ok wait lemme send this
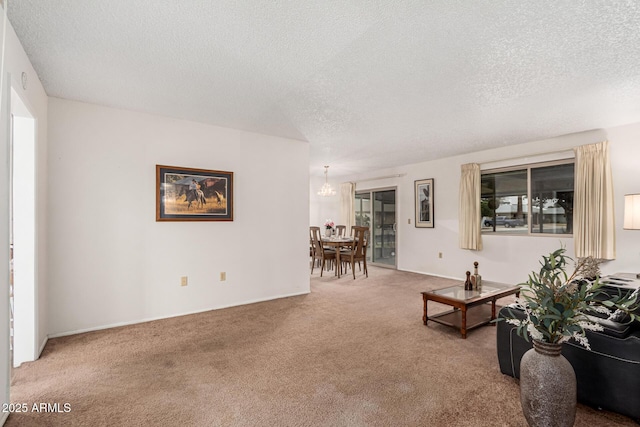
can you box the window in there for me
[481,161,574,235]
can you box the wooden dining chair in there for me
[309,226,321,268]
[339,226,368,279]
[344,226,369,273]
[310,228,319,268]
[310,226,336,276]
[335,225,346,237]
[359,228,370,272]
[349,225,364,237]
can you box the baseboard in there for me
[38,336,48,358]
[401,268,510,287]
[48,290,310,339]
[11,337,49,369]
[400,268,461,281]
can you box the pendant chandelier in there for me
[317,166,336,197]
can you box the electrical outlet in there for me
[181,276,188,286]
[408,218,411,224]
[220,272,226,281]
[438,252,443,259]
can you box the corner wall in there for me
[47,98,310,336]
[1,9,49,423]
[330,126,640,285]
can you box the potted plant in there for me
[501,247,638,427]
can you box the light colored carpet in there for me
[6,266,635,426]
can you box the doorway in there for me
[355,188,397,268]
[10,86,37,369]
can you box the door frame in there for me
[9,85,38,369]
[355,186,398,269]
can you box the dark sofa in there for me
[496,302,640,422]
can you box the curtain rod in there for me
[349,173,406,184]
[479,135,605,166]
[479,148,575,167]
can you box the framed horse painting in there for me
[156,165,234,221]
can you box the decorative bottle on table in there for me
[472,261,482,291]
[464,271,473,290]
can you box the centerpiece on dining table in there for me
[324,219,335,237]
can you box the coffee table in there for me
[421,283,520,338]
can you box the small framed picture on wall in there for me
[415,178,434,228]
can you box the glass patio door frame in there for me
[355,186,397,269]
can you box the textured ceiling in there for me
[9,1,640,177]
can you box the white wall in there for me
[1,10,49,422]
[47,98,310,336]
[325,126,640,285]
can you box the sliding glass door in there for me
[355,188,397,268]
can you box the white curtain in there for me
[459,163,482,250]
[574,141,616,259]
[340,182,355,231]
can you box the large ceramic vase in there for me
[520,340,576,427]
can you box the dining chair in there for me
[339,226,368,279]
[359,228,370,272]
[310,226,336,276]
[335,225,346,237]
[309,226,321,268]
[345,226,369,272]
[309,228,319,269]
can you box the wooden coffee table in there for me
[421,283,520,338]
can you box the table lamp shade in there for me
[624,194,640,230]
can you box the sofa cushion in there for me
[607,309,630,323]
[499,304,636,343]
[586,314,634,339]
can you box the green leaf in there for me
[548,305,561,316]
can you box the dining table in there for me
[321,236,354,278]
